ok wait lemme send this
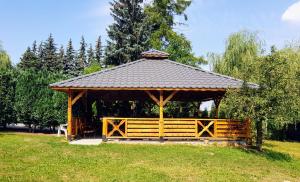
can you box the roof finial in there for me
[141,49,169,59]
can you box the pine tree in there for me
[78,36,87,68]
[43,34,59,72]
[57,45,65,73]
[18,47,39,70]
[95,36,102,65]
[105,0,150,66]
[32,40,37,55]
[37,41,45,70]
[87,44,95,66]
[64,39,78,76]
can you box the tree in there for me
[87,44,95,66]
[211,30,263,82]
[57,45,65,73]
[78,36,87,68]
[105,0,150,66]
[0,45,15,128]
[18,47,39,70]
[63,39,78,77]
[219,43,300,150]
[15,69,67,131]
[95,36,102,65]
[0,44,12,70]
[32,40,37,55]
[43,34,60,72]
[144,0,205,66]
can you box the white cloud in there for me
[282,1,300,24]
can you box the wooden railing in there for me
[102,117,250,140]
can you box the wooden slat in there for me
[164,121,195,124]
[127,133,159,137]
[216,125,243,129]
[127,129,159,133]
[164,129,195,132]
[127,125,159,129]
[127,121,159,124]
[164,125,195,129]
[164,133,195,137]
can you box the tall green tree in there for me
[95,36,102,65]
[15,69,67,131]
[105,0,150,66]
[0,45,15,128]
[211,30,263,82]
[57,45,65,73]
[43,34,59,72]
[18,47,39,70]
[63,39,79,77]
[78,36,87,68]
[145,0,205,66]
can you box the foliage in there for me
[78,36,87,68]
[95,36,102,65]
[0,45,15,127]
[105,0,150,66]
[84,62,102,74]
[144,0,206,66]
[210,30,263,82]
[219,41,300,150]
[14,69,67,130]
[0,46,12,70]
[63,39,79,77]
[0,69,15,127]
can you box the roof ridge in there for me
[161,59,258,86]
[49,59,147,87]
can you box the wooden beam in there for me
[162,90,178,106]
[71,90,86,105]
[159,90,164,140]
[67,90,73,139]
[145,90,160,105]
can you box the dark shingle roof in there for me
[50,58,258,89]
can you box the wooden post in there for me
[159,90,164,142]
[102,118,107,142]
[67,90,73,140]
[214,97,221,118]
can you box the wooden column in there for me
[67,90,73,140]
[102,118,107,141]
[145,90,177,141]
[159,90,164,141]
[214,97,221,119]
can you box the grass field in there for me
[0,132,299,182]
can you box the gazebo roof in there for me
[50,50,258,90]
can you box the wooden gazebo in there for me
[50,50,255,142]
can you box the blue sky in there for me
[1,0,300,65]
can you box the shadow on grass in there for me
[241,147,293,162]
[263,143,276,148]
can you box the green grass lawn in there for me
[0,132,299,182]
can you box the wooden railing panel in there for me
[102,117,251,140]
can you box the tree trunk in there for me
[256,119,263,151]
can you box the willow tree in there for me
[213,31,300,150]
[0,44,15,128]
[211,30,263,82]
